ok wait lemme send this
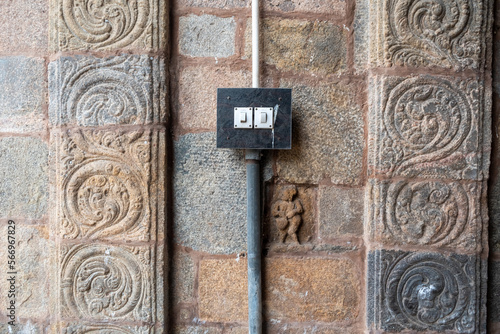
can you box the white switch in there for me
[234,107,253,128]
[254,107,273,129]
[240,112,247,122]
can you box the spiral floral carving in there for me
[384,253,474,331]
[61,245,147,320]
[386,0,479,68]
[61,0,150,49]
[386,181,468,246]
[63,160,144,238]
[381,77,471,176]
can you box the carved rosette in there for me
[60,244,153,322]
[371,75,481,180]
[50,56,164,127]
[377,251,477,332]
[384,0,483,69]
[58,130,154,241]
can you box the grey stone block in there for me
[174,132,246,254]
[179,15,236,58]
[0,137,48,219]
[489,261,500,323]
[0,57,45,133]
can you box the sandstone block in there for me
[51,0,165,51]
[49,55,166,126]
[173,326,223,334]
[61,323,152,334]
[369,75,484,180]
[171,252,195,304]
[174,132,247,254]
[0,57,45,133]
[0,137,48,219]
[245,19,346,75]
[198,257,360,323]
[178,66,251,130]
[277,79,364,184]
[319,186,364,240]
[179,15,236,58]
[263,0,345,16]
[178,0,249,8]
[353,0,369,72]
[54,129,163,242]
[368,250,480,332]
[0,0,48,53]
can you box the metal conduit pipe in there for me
[246,1,262,333]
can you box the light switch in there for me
[254,107,273,129]
[234,107,253,128]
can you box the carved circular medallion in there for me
[61,0,151,49]
[386,181,468,246]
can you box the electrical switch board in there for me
[217,88,292,149]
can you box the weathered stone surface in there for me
[245,19,346,75]
[353,0,369,72]
[0,321,44,334]
[177,66,251,130]
[51,0,165,51]
[0,223,51,320]
[490,169,500,252]
[171,251,195,304]
[178,0,249,8]
[49,55,165,126]
[174,132,247,254]
[277,79,364,184]
[0,57,45,133]
[55,129,162,242]
[368,250,478,332]
[61,323,152,334]
[373,0,486,69]
[319,186,364,240]
[179,15,236,58]
[489,261,500,323]
[173,326,223,334]
[264,325,363,334]
[59,243,155,323]
[369,75,483,180]
[265,185,316,245]
[199,257,360,323]
[263,0,346,16]
[0,137,48,219]
[0,0,48,53]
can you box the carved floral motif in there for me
[63,324,150,334]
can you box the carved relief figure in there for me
[272,186,303,243]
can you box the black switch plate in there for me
[216,88,292,149]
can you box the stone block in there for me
[0,57,45,133]
[353,0,369,72]
[277,79,364,184]
[174,132,247,254]
[265,185,316,245]
[490,171,500,252]
[50,0,165,51]
[49,55,166,126]
[61,323,152,334]
[368,250,480,332]
[264,325,363,334]
[0,137,48,219]
[263,0,345,16]
[59,243,155,323]
[198,257,360,323]
[245,19,346,75]
[171,251,195,304]
[0,222,51,320]
[54,129,163,242]
[368,75,484,180]
[0,321,44,334]
[367,180,481,250]
[372,0,486,69]
[178,0,250,8]
[0,0,48,53]
[173,326,222,334]
[489,261,500,323]
[319,186,364,240]
[177,65,251,130]
[179,15,236,58]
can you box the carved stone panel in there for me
[49,55,165,126]
[367,180,481,250]
[55,129,161,242]
[369,75,484,180]
[376,0,486,69]
[368,250,479,332]
[51,0,165,51]
[59,244,154,323]
[62,323,151,334]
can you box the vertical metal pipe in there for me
[246,149,261,334]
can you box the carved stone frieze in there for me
[60,244,154,323]
[49,55,165,126]
[379,0,485,69]
[55,129,160,241]
[51,0,164,51]
[62,324,151,334]
[368,250,478,332]
[367,179,480,250]
[369,75,484,180]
